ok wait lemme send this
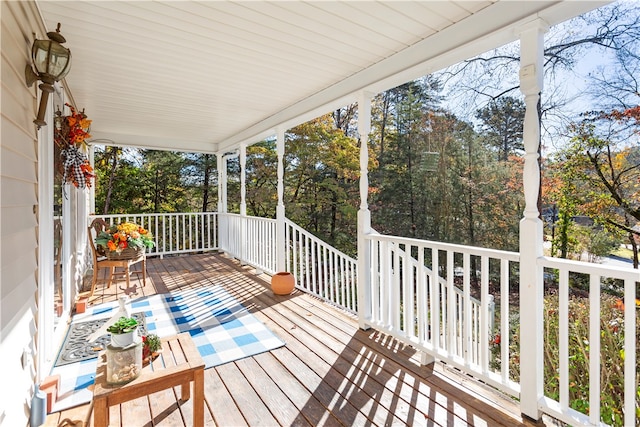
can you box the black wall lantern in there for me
[25,23,72,128]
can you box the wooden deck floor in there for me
[45,253,539,427]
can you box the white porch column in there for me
[518,19,547,421]
[37,121,55,381]
[239,144,247,264]
[357,92,373,330]
[240,144,247,216]
[88,144,95,214]
[216,152,227,252]
[76,185,89,281]
[276,127,286,273]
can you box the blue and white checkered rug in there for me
[50,285,285,412]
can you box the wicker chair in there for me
[87,218,146,297]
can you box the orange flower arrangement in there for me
[95,222,155,254]
[55,103,95,188]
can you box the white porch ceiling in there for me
[37,1,606,154]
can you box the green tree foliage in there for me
[369,79,524,250]
[284,114,360,254]
[475,96,525,162]
[94,147,199,214]
[574,225,620,263]
[224,155,241,213]
[141,150,192,212]
[542,160,580,258]
[371,83,431,237]
[370,79,445,238]
[94,147,146,214]
[469,156,523,251]
[93,89,526,255]
[554,105,640,267]
[245,140,278,218]
[184,153,217,212]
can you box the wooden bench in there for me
[93,333,205,427]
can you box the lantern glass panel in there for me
[32,40,71,80]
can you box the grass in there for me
[610,246,634,260]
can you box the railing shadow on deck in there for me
[142,254,523,426]
[144,254,524,426]
[86,253,537,427]
[283,326,530,427]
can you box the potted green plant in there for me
[107,316,139,348]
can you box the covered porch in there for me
[45,252,537,427]
[3,1,636,427]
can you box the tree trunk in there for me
[379,92,391,159]
[629,232,639,269]
[103,146,119,214]
[407,134,416,237]
[202,154,212,212]
[154,170,160,213]
[467,139,475,246]
[329,172,339,242]
[558,211,570,259]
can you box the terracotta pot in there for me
[271,272,295,295]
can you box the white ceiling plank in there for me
[125,1,365,74]
[235,4,377,63]
[35,0,607,154]
[309,2,420,45]
[193,2,375,65]
[273,1,400,52]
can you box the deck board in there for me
[236,357,313,427]
[252,351,343,427]
[44,252,539,427]
[217,361,280,426]
[148,341,191,427]
[203,367,244,427]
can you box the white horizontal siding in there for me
[0,2,43,426]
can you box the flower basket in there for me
[95,221,155,258]
[105,246,145,261]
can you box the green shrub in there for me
[491,293,639,426]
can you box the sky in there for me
[434,0,637,157]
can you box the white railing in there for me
[92,213,218,257]
[285,219,358,314]
[385,236,495,349]
[537,257,639,427]
[365,233,521,397]
[219,213,277,274]
[91,211,639,426]
[365,231,639,426]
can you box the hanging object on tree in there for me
[421,151,440,172]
